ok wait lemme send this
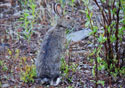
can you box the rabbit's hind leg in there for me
[50,75,62,86]
[40,77,50,85]
[39,75,51,85]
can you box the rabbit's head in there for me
[52,3,74,29]
[57,15,74,28]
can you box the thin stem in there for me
[115,0,121,68]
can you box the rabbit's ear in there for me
[53,3,63,17]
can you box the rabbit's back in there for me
[36,26,65,79]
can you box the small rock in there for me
[2,84,9,88]
[66,28,92,42]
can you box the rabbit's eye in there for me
[66,16,70,20]
[67,17,70,19]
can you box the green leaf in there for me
[3,65,8,71]
[0,60,3,66]
[97,80,105,86]
[98,34,107,43]
[89,48,96,56]
[97,57,101,63]
[24,13,29,17]
[90,12,93,18]
[92,65,96,76]
[110,34,116,43]
[108,26,111,33]
[85,21,90,27]
[98,64,105,71]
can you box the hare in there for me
[35,3,74,86]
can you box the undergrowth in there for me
[82,0,125,87]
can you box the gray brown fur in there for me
[36,17,73,85]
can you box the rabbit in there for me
[35,3,74,86]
